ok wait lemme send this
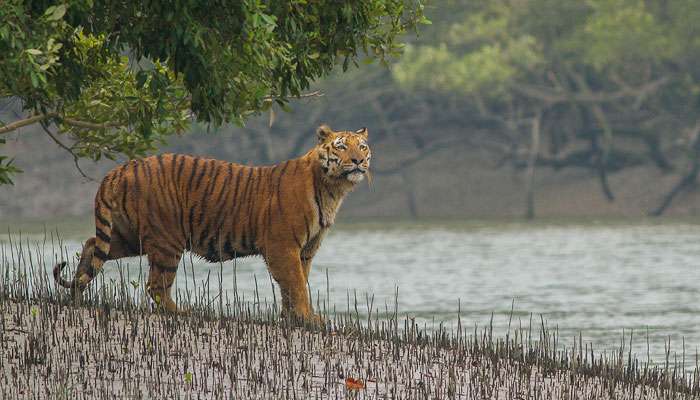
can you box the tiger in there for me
[53,124,371,322]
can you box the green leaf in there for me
[136,71,148,89]
[47,4,67,21]
[26,49,43,55]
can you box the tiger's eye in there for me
[333,139,347,150]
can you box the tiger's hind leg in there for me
[146,249,183,313]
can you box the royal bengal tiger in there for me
[53,124,371,322]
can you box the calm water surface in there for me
[3,219,700,365]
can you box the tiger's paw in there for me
[282,310,326,329]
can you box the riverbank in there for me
[1,294,698,399]
[1,227,699,399]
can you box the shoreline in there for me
[0,229,698,399]
[1,296,698,399]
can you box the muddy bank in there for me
[1,298,697,399]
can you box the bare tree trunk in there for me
[401,170,418,218]
[590,107,616,202]
[525,112,541,219]
[571,70,616,201]
[650,124,700,216]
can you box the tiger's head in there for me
[316,124,371,183]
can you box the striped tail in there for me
[83,203,113,286]
[53,200,113,292]
[53,262,75,289]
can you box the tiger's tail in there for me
[53,261,75,289]
[53,185,114,292]
[84,201,113,286]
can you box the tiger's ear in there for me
[317,124,333,143]
[355,127,368,139]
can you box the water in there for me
[3,219,700,367]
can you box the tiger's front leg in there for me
[264,247,319,323]
[301,233,324,281]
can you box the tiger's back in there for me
[101,154,297,262]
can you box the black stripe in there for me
[94,247,108,261]
[203,186,233,250]
[266,193,274,231]
[154,263,178,273]
[312,167,326,227]
[235,167,255,229]
[211,164,234,209]
[133,161,140,194]
[314,191,324,227]
[143,158,152,184]
[95,211,110,228]
[187,157,201,191]
[245,169,261,249]
[121,177,129,218]
[276,161,289,217]
[240,231,247,252]
[146,159,167,218]
[228,167,247,249]
[292,230,302,248]
[197,225,211,251]
[241,167,255,204]
[175,154,186,183]
[86,265,96,278]
[304,214,311,242]
[115,163,127,182]
[229,167,245,216]
[188,205,196,243]
[157,155,174,210]
[196,163,224,244]
[125,238,139,255]
[193,159,211,190]
[157,154,166,180]
[99,186,112,210]
[161,162,180,225]
[205,238,219,262]
[223,239,234,258]
[96,228,111,244]
[278,160,290,179]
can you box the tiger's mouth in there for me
[341,167,367,182]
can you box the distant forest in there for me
[4,0,700,219]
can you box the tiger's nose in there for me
[351,158,364,165]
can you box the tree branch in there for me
[650,122,700,216]
[372,138,470,176]
[511,77,668,105]
[0,114,50,134]
[60,117,123,130]
[264,90,324,102]
[40,122,95,182]
[1,112,124,135]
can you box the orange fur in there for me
[54,125,371,322]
